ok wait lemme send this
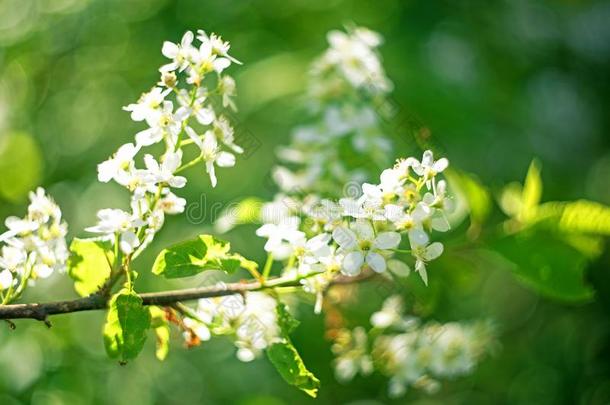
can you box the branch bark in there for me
[0,272,374,322]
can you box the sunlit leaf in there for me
[103,289,151,363]
[521,159,542,220]
[67,238,114,297]
[267,341,320,398]
[152,234,258,278]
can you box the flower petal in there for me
[342,251,364,276]
[332,227,358,250]
[374,232,401,250]
[365,252,386,273]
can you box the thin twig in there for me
[0,271,374,322]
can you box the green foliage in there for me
[67,238,114,297]
[492,232,594,303]
[267,342,320,398]
[150,306,170,361]
[0,132,43,203]
[499,159,542,223]
[267,300,318,397]
[446,169,491,228]
[276,301,300,335]
[103,289,151,363]
[537,200,610,236]
[152,234,258,278]
[521,159,542,221]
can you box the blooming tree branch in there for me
[0,271,375,322]
[0,26,499,399]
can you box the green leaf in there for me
[267,341,320,398]
[152,234,257,278]
[103,289,151,363]
[276,301,300,336]
[0,132,43,203]
[67,238,114,297]
[521,159,542,220]
[536,200,610,236]
[150,306,170,361]
[492,232,594,303]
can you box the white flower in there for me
[196,30,242,64]
[292,233,331,264]
[177,88,215,126]
[411,241,444,285]
[157,192,186,215]
[186,127,235,187]
[218,75,237,110]
[97,143,140,183]
[384,204,430,245]
[28,187,62,223]
[123,87,170,122]
[160,31,196,73]
[332,327,374,382]
[0,245,27,275]
[143,151,187,188]
[213,116,243,153]
[412,150,449,189]
[135,101,188,146]
[0,217,38,242]
[0,269,13,290]
[332,221,400,275]
[85,209,145,254]
[256,217,304,260]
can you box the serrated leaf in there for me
[103,289,151,362]
[267,341,320,398]
[67,238,114,297]
[152,234,257,278]
[492,232,594,303]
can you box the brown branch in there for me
[0,271,375,322]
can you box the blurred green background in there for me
[1,0,609,404]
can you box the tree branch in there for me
[0,272,374,322]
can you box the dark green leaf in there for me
[276,301,300,335]
[492,232,594,303]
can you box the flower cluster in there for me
[271,26,394,197]
[89,29,243,255]
[0,188,68,304]
[256,149,450,298]
[310,25,392,99]
[332,295,495,397]
[183,290,280,362]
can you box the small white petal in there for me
[342,251,364,276]
[374,232,401,250]
[332,227,358,250]
[408,229,429,248]
[424,242,444,261]
[415,260,428,285]
[365,252,386,273]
